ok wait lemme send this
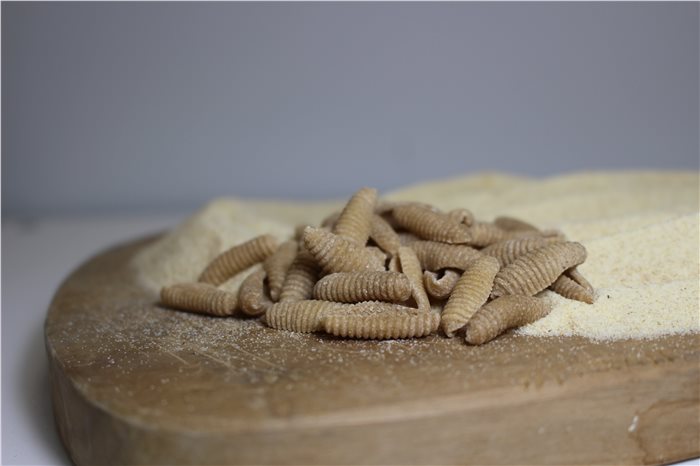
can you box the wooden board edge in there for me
[48,337,700,465]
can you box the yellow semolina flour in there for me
[131,171,699,341]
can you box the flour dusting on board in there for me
[131,171,699,341]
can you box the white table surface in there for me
[2,213,183,465]
[2,214,698,465]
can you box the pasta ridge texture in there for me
[423,269,461,300]
[397,246,431,311]
[491,242,587,298]
[333,187,378,244]
[567,267,594,292]
[411,241,482,271]
[466,222,561,248]
[313,271,412,303]
[265,300,338,333]
[441,256,500,337]
[393,204,471,244]
[465,296,552,345]
[199,234,278,286]
[161,282,238,317]
[447,208,475,227]
[550,274,595,304]
[369,214,402,255]
[303,227,385,274]
[279,248,320,302]
[263,240,298,302]
[481,237,563,267]
[238,269,273,316]
[322,301,440,339]
[465,222,509,247]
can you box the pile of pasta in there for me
[160,188,594,345]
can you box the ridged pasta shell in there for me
[491,242,588,298]
[441,256,500,337]
[313,271,412,303]
[238,269,273,316]
[393,204,471,244]
[465,296,552,345]
[333,187,378,244]
[322,301,440,339]
[303,227,385,274]
[263,240,298,302]
[161,282,238,317]
[199,234,278,286]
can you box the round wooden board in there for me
[46,235,700,465]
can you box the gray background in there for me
[3,2,699,217]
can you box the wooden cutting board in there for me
[45,235,700,465]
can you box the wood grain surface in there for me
[45,235,700,465]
